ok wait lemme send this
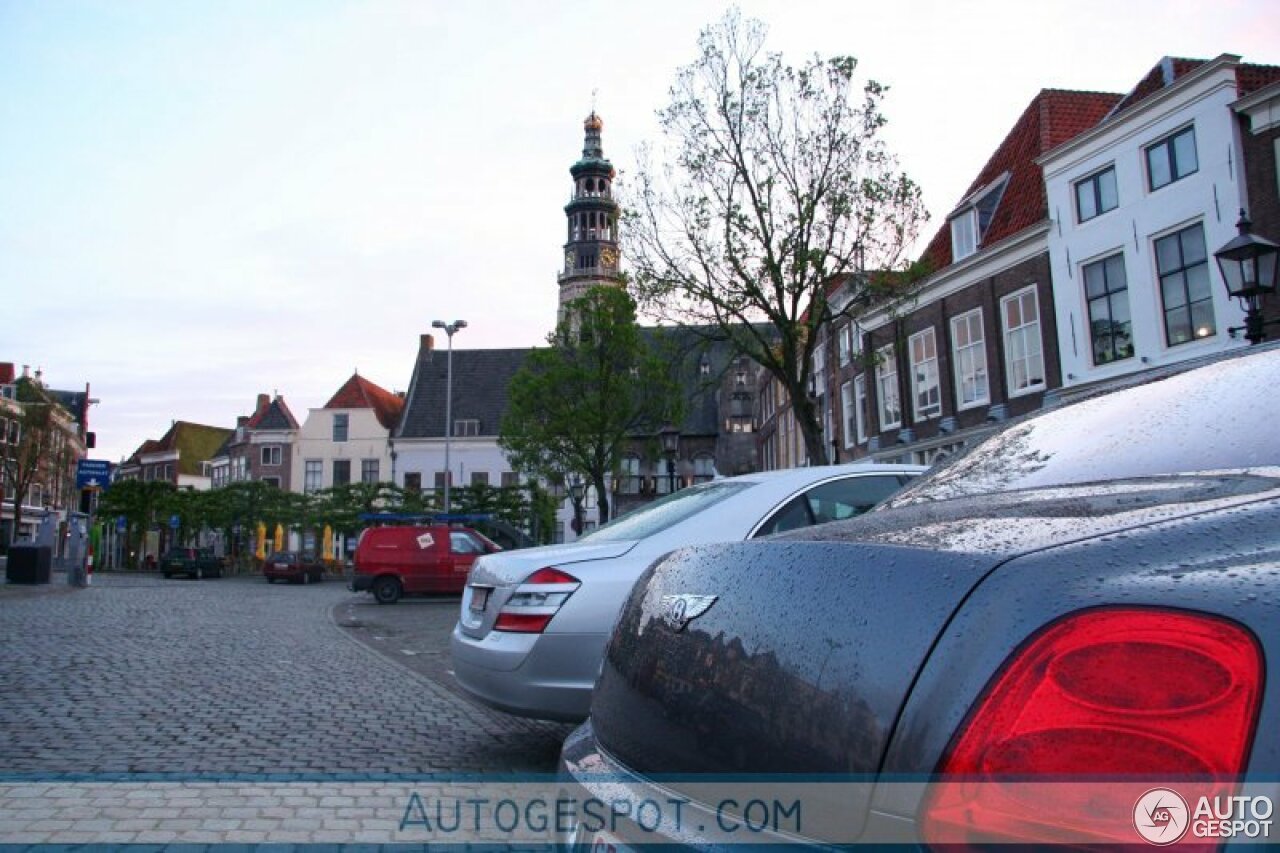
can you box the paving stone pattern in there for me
[0,574,572,777]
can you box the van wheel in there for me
[373,577,401,605]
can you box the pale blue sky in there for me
[2,0,1276,463]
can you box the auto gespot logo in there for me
[1134,788,1274,845]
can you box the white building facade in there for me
[1041,55,1258,388]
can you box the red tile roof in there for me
[246,395,300,430]
[1107,57,1280,118]
[324,373,404,431]
[921,89,1122,271]
[1107,58,1207,118]
[0,363,14,385]
[1237,62,1280,97]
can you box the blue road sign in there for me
[169,515,181,530]
[116,517,127,533]
[76,459,113,491]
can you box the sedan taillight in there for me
[921,607,1263,846]
[493,567,580,633]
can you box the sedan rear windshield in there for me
[579,482,754,543]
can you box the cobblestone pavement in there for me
[333,592,473,704]
[0,572,573,777]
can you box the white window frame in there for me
[1152,221,1216,347]
[1074,164,1119,223]
[260,445,282,467]
[854,374,868,444]
[1001,286,1046,397]
[875,345,901,431]
[950,209,978,261]
[453,419,480,437]
[812,341,826,380]
[304,460,322,493]
[332,413,349,442]
[909,328,942,421]
[1145,124,1198,192]
[840,381,855,449]
[950,309,990,410]
[837,325,852,366]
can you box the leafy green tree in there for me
[500,286,682,524]
[625,10,928,463]
[311,481,401,536]
[96,479,177,567]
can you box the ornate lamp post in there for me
[568,476,586,535]
[658,424,680,495]
[431,319,468,512]
[1214,210,1279,345]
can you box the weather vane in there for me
[591,88,598,113]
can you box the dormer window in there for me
[948,173,1010,262]
[950,210,978,261]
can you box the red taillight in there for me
[493,567,580,634]
[921,608,1263,846]
[493,612,556,633]
[524,567,579,585]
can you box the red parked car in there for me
[350,524,500,604]
[262,551,324,584]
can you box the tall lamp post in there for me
[658,424,680,495]
[431,319,468,513]
[568,476,586,536]
[1214,210,1279,345]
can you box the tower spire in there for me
[557,109,623,320]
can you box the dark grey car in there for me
[560,344,1280,849]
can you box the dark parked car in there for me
[161,547,222,579]
[560,345,1280,849]
[263,551,323,584]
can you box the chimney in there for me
[421,333,435,351]
[257,393,269,412]
[237,416,250,427]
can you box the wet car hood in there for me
[777,470,1280,553]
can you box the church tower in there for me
[558,111,623,318]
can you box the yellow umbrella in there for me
[255,522,267,560]
[273,523,284,553]
[322,525,334,564]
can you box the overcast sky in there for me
[2,0,1276,464]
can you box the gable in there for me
[921,89,1122,272]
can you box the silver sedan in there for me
[450,462,924,722]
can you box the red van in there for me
[350,524,500,604]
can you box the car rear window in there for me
[579,481,754,543]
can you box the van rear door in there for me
[443,529,486,592]
[395,527,440,594]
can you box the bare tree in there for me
[625,10,928,463]
[1,380,73,543]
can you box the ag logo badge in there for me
[1134,788,1190,845]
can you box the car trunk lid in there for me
[589,474,1280,841]
[459,539,638,637]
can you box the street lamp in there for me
[431,319,468,512]
[658,424,680,495]
[567,476,586,535]
[1214,210,1279,345]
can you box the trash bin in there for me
[6,545,53,584]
